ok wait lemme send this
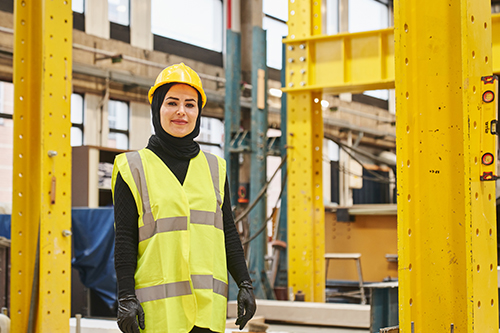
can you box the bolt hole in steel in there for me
[474,121,477,128]
[406,92,409,99]
[474,156,478,164]
[486,56,489,63]
[471,15,475,23]
[492,299,495,306]
[405,58,408,65]
[472,51,475,59]
[478,301,481,308]
[406,125,410,133]
[408,228,412,236]
[409,298,413,306]
[490,228,493,236]
[477,264,480,272]
[491,264,494,271]
[409,264,412,271]
[476,228,480,236]
[485,22,488,29]
[404,23,408,32]
[408,194,411,202]
[475,192,479,200]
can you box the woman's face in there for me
[160,84,199,138]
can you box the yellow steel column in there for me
[286,0,325,302]
[395,0,498,331]
[12,0,73,332]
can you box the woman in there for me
[112,63,256,333]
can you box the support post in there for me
[285,0,325,302]
[274,40,288,289]
[248,26,273,299]
[395,0,499,331]
[225,27,242,301]
[11,0,73,331]
[224,29,242,211]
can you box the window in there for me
[263,0,288,70]
[348,0,389,33]
[71,93,84,147]
[109,0,130,26]
[151,0,223,52]
[326,0,339,35]
[72,0,84,13]
[0,81,13,205]
[108,100,129,150]
[197,117,224,157]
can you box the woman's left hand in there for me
[235,280,256,330]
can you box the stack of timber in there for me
[227,300,370,328]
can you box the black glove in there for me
[235,280,256,330]
[117,295,145,333]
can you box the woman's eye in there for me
[167,101,177,106]
[186,103,196,108]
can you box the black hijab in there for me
[147,83,203,161]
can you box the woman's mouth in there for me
[172,119,188,125]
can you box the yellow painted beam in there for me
[12,0,73,332]
[286,0,325,302]
[284,13,500,94]
[395,0,498,331]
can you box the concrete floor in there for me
[230,323,369,333]
[69,318,369,333]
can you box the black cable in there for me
[242,166,288,245]
[234,153,288,224]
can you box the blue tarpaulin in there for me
[0,208,117,310]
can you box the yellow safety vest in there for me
[111,149,228,333]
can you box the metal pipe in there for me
[76,314,82,333]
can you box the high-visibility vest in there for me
[112,149,228,333]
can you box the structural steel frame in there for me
[11,0,73,331]
[285,0,326,302]
[284,12,500,96]
[285,2,499,330]
[395,0,498,331]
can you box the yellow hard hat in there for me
[148,63,207,107]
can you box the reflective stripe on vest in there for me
[136,275,228,303]
[136,281,192,303]
[126,151,223,242]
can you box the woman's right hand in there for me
[117,295,145,333]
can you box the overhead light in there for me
[269,88,282,98]
[321,100,329,108]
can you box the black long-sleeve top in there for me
[114,145,250,298]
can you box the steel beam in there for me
[224,29,242,214]
[248,26,274,299]
[395,0,498,331]
[282,13,500,95]
[286,0,325,302]
[11,0,73,332]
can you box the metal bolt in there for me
[300,44,306,49]
[288,45,294,51]
[301,82,306,86]
[288,58,294,63]
[299,57,306,62]
[62,229,72,237]
[300,69,306,74]
[289,82,294,87]
[48,150,57,157]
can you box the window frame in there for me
[108,99,130,150]
[71,93,85,147]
